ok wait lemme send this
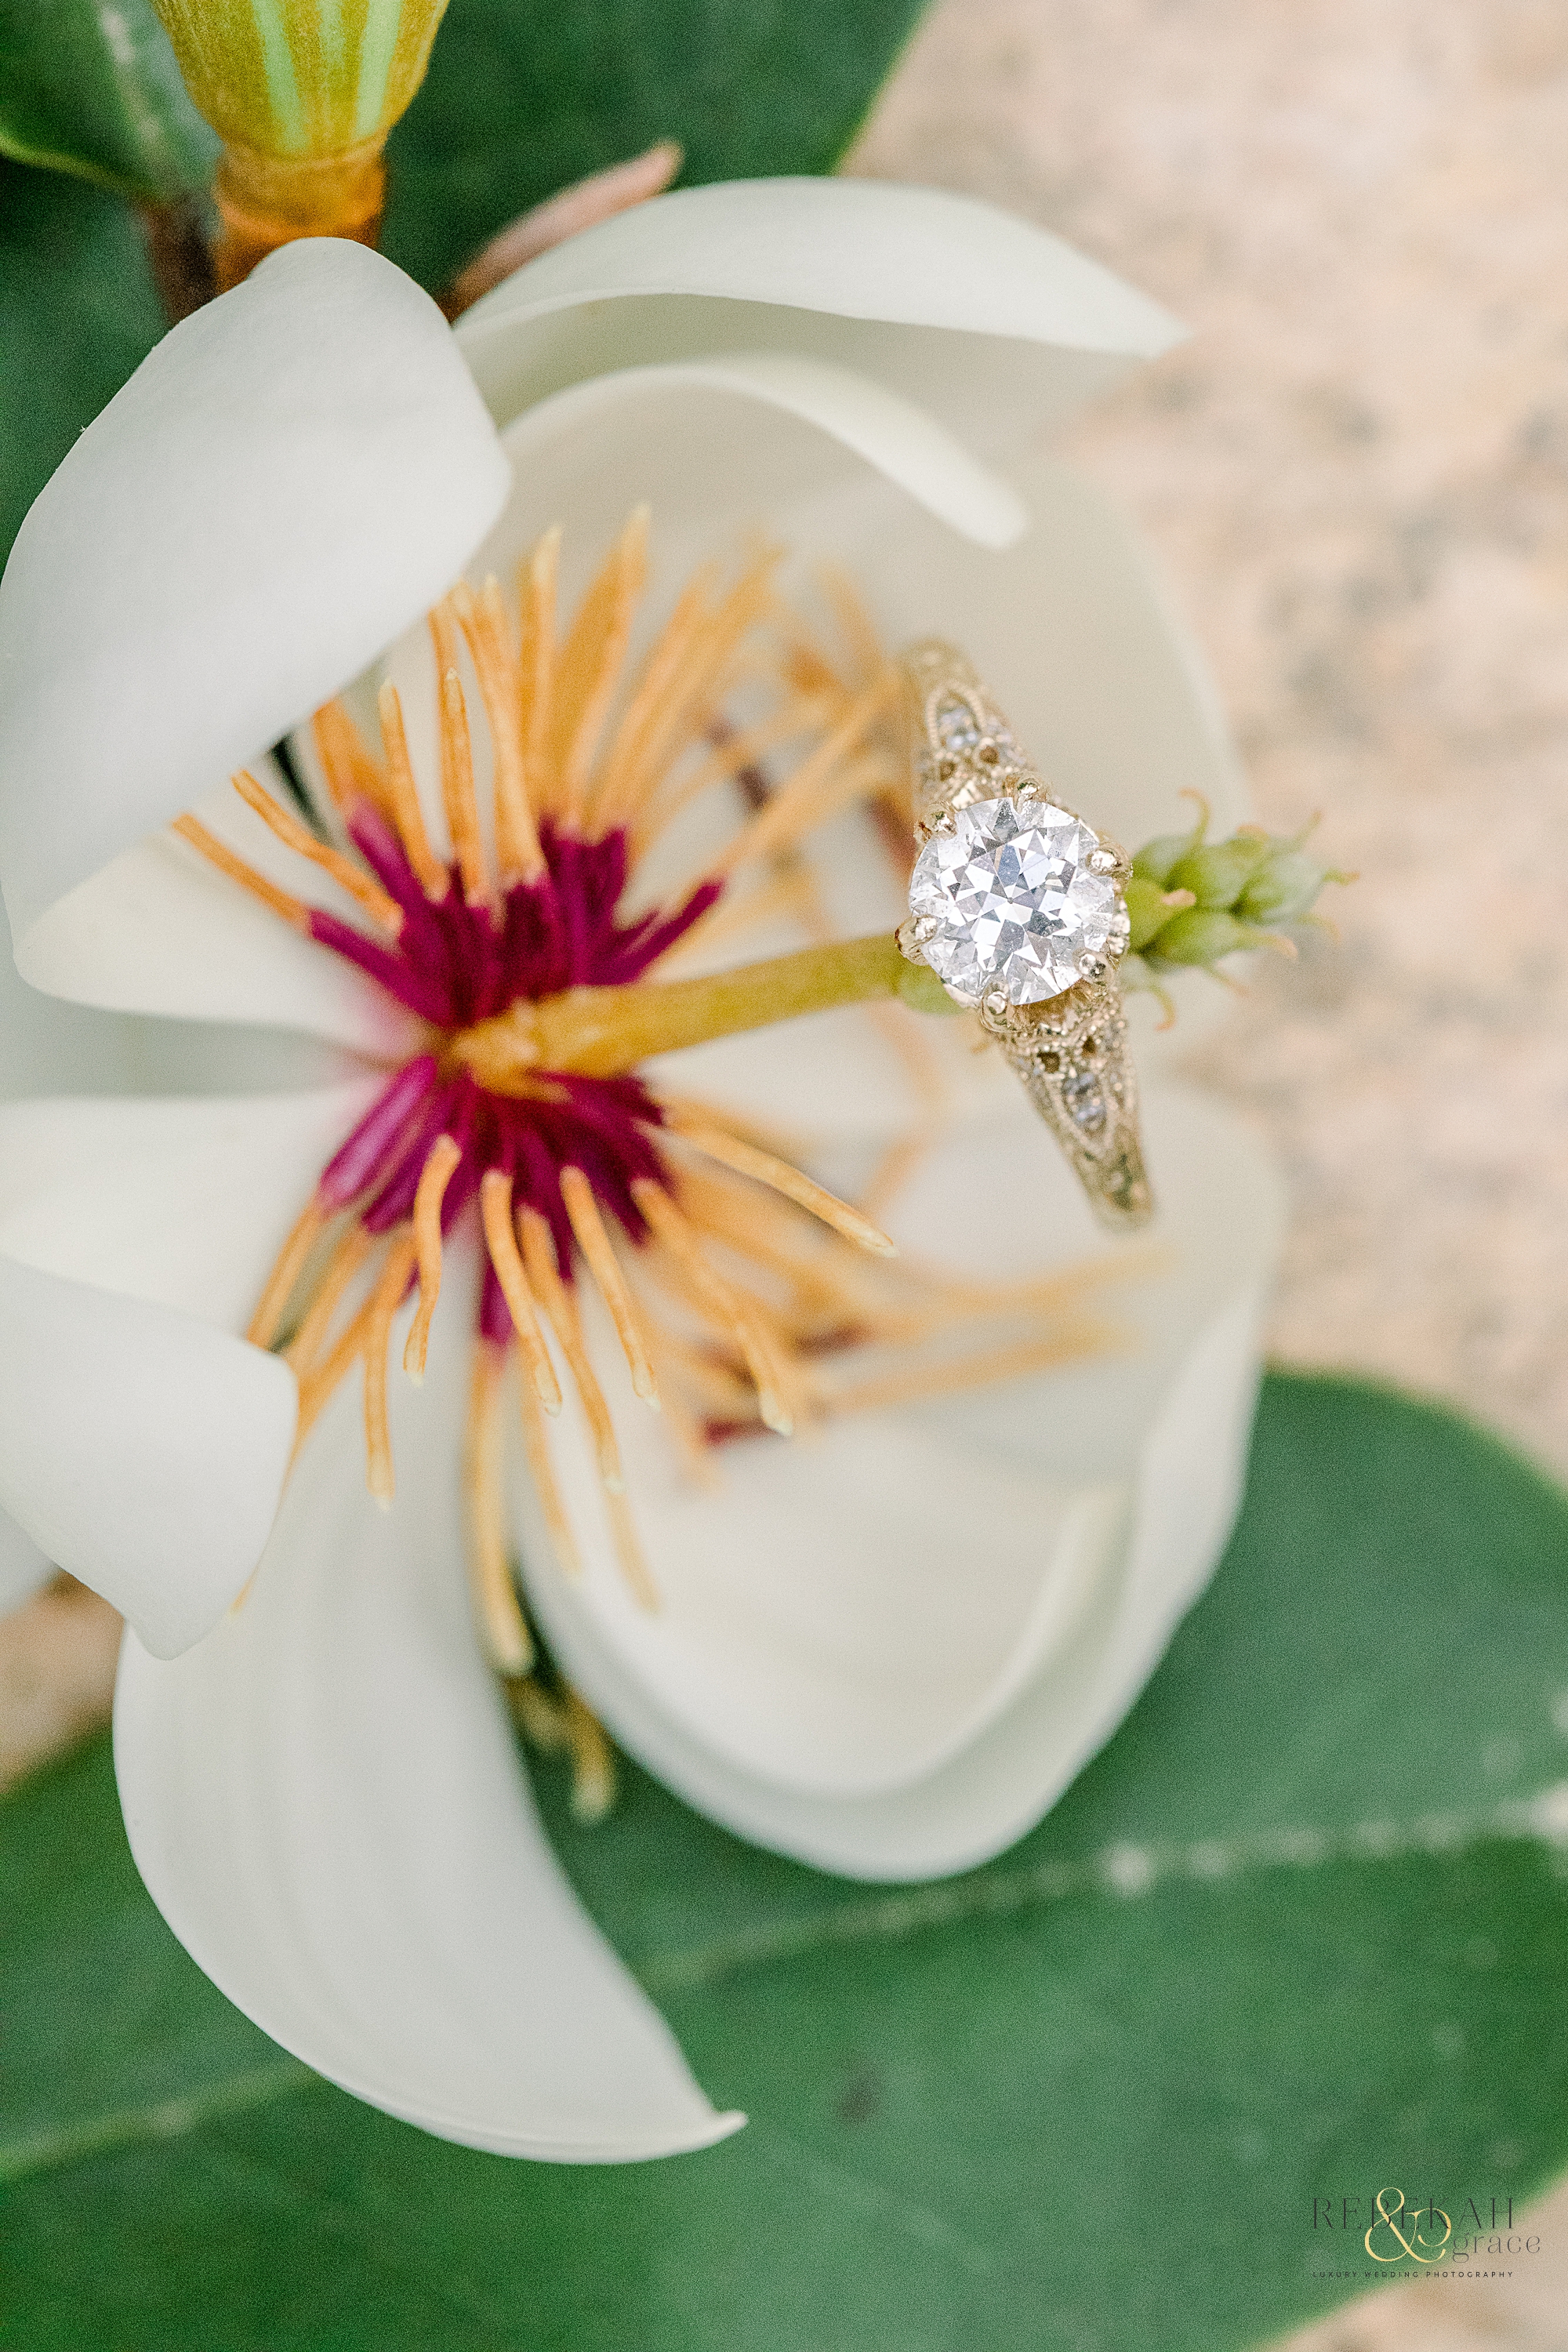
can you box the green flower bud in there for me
[1164,830,1271,908]
[1131,826,1201,887]
[151,0,449,159]
[1124,874,1190,953]
[1236,845,1353,924]
[1145,906,1264,967]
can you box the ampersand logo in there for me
[1365,2187,1452,2264]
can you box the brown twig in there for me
[442,140,683,318]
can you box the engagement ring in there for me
[897,641,1153,1231]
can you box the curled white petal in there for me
[459,177,1182,456]
[114,1290,742,2161]
[0,1258,295,1657]
[518,1088,1283,1878]
[499,354,1025,548]
[0,239,510,953]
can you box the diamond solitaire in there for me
[909,793,1124,1006]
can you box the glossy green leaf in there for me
[0,161,166,564]
[0,0,214,198]
[381,0,934,293]
[5,1372,1568,2349]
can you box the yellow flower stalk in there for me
[150,0,450,283]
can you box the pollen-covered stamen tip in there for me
[517,1206,628,1491]
[478,1171,563,1414]
[632,1178,796,1437]
[663,1105,896,1259]
[364,1232,418,1508]
[559,1163,659,1407]
[403,1134,463,1384]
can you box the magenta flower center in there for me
[311,806,720,1340]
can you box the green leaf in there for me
[383,0,935,292]
[0,159,166,562]
[6,1372,1568,2349]
[0,0,215,198]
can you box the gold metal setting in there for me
[898,640,1154,1232]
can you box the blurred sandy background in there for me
[5,1,1568,2342]
[855,3,1568,2343]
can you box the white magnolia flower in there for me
[0,182,1282,2159]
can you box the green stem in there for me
[453,933,941,1091]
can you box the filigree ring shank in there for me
[897,640,1153,1231]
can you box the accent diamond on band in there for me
[897,641,1153,1232]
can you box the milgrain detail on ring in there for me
[897,640,1152,1231]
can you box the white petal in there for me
[0,1257,295,1657]
[518,1087,1283,1878]
[0,895,149,1102]
[16,782,416,1052]
[0,1082,377,1330]
[499,354,1025,549]
[0,240,510,955]
[459,178,1181,458]
[0,1510,53,1614]
[114,1281,742,2161]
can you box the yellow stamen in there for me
[477,1171,564,1414]
[363,1232,418,1506]
[465,1344,535,1675]
[817,564,887,688]
[376,680,450,902]
[603,550,779,834]
[230,769,404,936]
[247,1196,326,1350]
[510,1675,569,1751]
[604,1485,659,1611]
[700,676,897,882]
[820,1326,1115,1417]
[563,1686,616,1823]
[559,1164,659,1405]
[294,1288,377,1448]
[517,1207,629,1492]
[171,814,308,929]
[454,575,546,885]
[640,1319,722,1490]
[515,1346,582,1577]
[662,1105,895,1258]
[631,1179,795,1436]
[590,564,720,836]
[284,1222,374,1373]
[552,506,649,829]
[630,691,830,859]
[430,603,491,906]
[517,525,561,811]
[311,700,389,820]
[402,1135,463,1383]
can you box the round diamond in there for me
[909,793,1121,1005]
